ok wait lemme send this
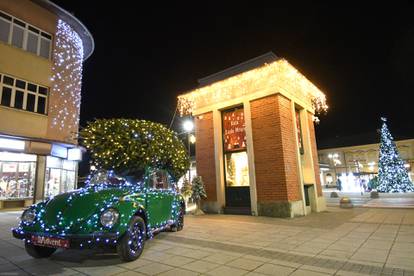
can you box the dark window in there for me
[37,97,46,114]
[1,87,12,106]
[26,93,35,112]
[0,11,12,21]
[28,26,39,33]
[15,79,25,89]
[0,18,10,43]
[41,32,51,40]
[14,90,24,109]
[38,86,47,95]
[11,25,24,48]
[3,75,14,85]
[13,19,25,27]
[39,38,50,59]
[27,83,37,92]
[27,32,38,54]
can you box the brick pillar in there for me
[195,112,217,202]
[251,94,301,217]
[308,112,323,196]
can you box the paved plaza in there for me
[1,207,414,275]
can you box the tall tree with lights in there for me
[376,118,414,193]
[80,119,189,181]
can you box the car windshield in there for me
[87,169,146,187]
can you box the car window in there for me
[149,170,169,190]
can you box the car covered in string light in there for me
[12,168,185,262]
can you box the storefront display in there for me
[0,152,36,199]
[44,156,76,198]
[225,151,249,187]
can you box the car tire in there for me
[171,204,184,232]
[117,216,146,262]
[25,242,56,258]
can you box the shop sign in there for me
[0,138,25,151]
[223,108,246,152]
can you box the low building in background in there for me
[178,52,328,218]
[318,133,414,192]
[0,0,94,209]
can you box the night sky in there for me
[53,1,414,143]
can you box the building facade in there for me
[0,0,94,209]
[177,52,327,217]
[318,139,414,192]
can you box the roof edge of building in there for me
[197,51,279,87]
[31,0,94,61]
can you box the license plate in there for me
[31,235,70,249]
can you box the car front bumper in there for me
[12,228,120,249]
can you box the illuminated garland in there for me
[177,59,328,118]
[50,19,84,139]
[80,119,190,180]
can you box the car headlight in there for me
[21,209,36,224]
[100,208,119,227]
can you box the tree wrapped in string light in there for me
[80,119,189,181]
[377,118,414,193]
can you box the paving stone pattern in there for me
[1,207,414,275]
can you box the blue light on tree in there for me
[377,117,414,193]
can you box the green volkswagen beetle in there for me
[12,168,185,261]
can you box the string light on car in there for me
[12,175,183,248]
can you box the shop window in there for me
[224,151,249,187]
[222,107,249,187]
[295,109,304,155]
[0,152,36,199]
[44,157,77,198]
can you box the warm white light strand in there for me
[177,59,328,118]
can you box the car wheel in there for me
[25,242,56,258]
[117,216,146,262]
[171,204,184,232]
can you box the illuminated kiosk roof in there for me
[178,52,328,117]
[198,52,279,87]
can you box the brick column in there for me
[251,94,301,217]
[195,112,217,202]
[308,112,323,196]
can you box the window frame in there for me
[0,10,52,60]
[0,72,49,115]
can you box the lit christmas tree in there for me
[376,117,414,193]
[191,176,207,214]
[80,119,189,181]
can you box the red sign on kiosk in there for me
[223,108,246,151]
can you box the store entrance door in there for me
[222,106,251,214]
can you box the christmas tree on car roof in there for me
[376,117,414,193]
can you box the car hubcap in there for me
[128,222,143,254]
